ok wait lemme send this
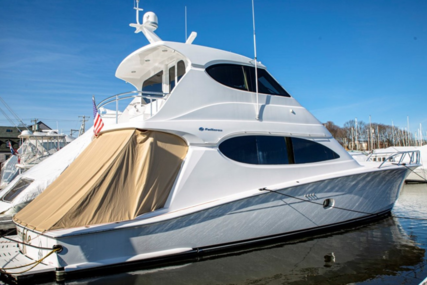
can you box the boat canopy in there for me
[13,129,188,232]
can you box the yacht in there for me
[0,130,73,190]
[0,5,420,282]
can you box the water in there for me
[48,183,427,284]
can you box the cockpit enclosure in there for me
[13,129,188,232]
[115,45,189,121]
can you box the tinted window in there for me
[246,68,288,96]
[219,136,258,164]
[256,136,289,164]
[206,64,248,91]
[291,138,340,164]
[177,60,185,82]
[169,66,176,92]
[142,71,163,93]
[206,64,290,97]
[3,179,33,202]
[219,136,339,165]
[219,136,289,165]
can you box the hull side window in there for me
[291,138,340,164]
[219,135,339,165]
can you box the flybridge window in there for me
[177,61,185,81]
[219,136,339,165]
[169,60,186,92]
[206,64,290,97]
[142,71,163,93]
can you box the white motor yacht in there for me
[0,130,73,190]
[0,5,420,282]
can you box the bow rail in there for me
[367,150,421,168]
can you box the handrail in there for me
[97,90,169,123]
[377,150,420,169]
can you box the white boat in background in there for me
[0,147,21,189]
[0,129,93,231]
[350,146,427,182]
[0,4,420,282]
[0,130,73,190]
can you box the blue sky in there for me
[1,0,426,135]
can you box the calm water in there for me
[50,183,427,285]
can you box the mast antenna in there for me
[252,0,259,120]
[185,6,187,41]
[134,0,143,26]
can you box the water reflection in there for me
[61,184,427,285]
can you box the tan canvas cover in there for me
[14,129,188,232]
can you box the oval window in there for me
[219,136,339,165]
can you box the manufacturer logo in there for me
[199,127,223,132]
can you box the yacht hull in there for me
[15,167,407,273]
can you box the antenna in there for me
[78,115,90,136]
[134,0,143,25]
[252,0,259,120]
[183,6,197,44]
[130,1,162,43]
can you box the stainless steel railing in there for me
[97,90,169,123]
[370,150,421,168]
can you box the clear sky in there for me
[1,0,426,135]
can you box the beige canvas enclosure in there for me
[13,129,188,232]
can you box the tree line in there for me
[324,120,426,151]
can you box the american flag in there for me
[7,141,18,155]
[92,96,104,136]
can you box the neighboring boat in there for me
[0,129,93,232]
[350,146,427,182]
[0,5,420,282]
[0,146,22,189]
[0,130,73,190]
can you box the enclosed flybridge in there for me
[0,3,420,282]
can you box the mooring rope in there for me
[1,235,54,251]
[400,163,427,182]
[0,247,61,275]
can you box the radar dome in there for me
[143,12,158,31]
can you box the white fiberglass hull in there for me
[14,167,408,273]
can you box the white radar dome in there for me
[20,130,33,136]
[143,12,158,31]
